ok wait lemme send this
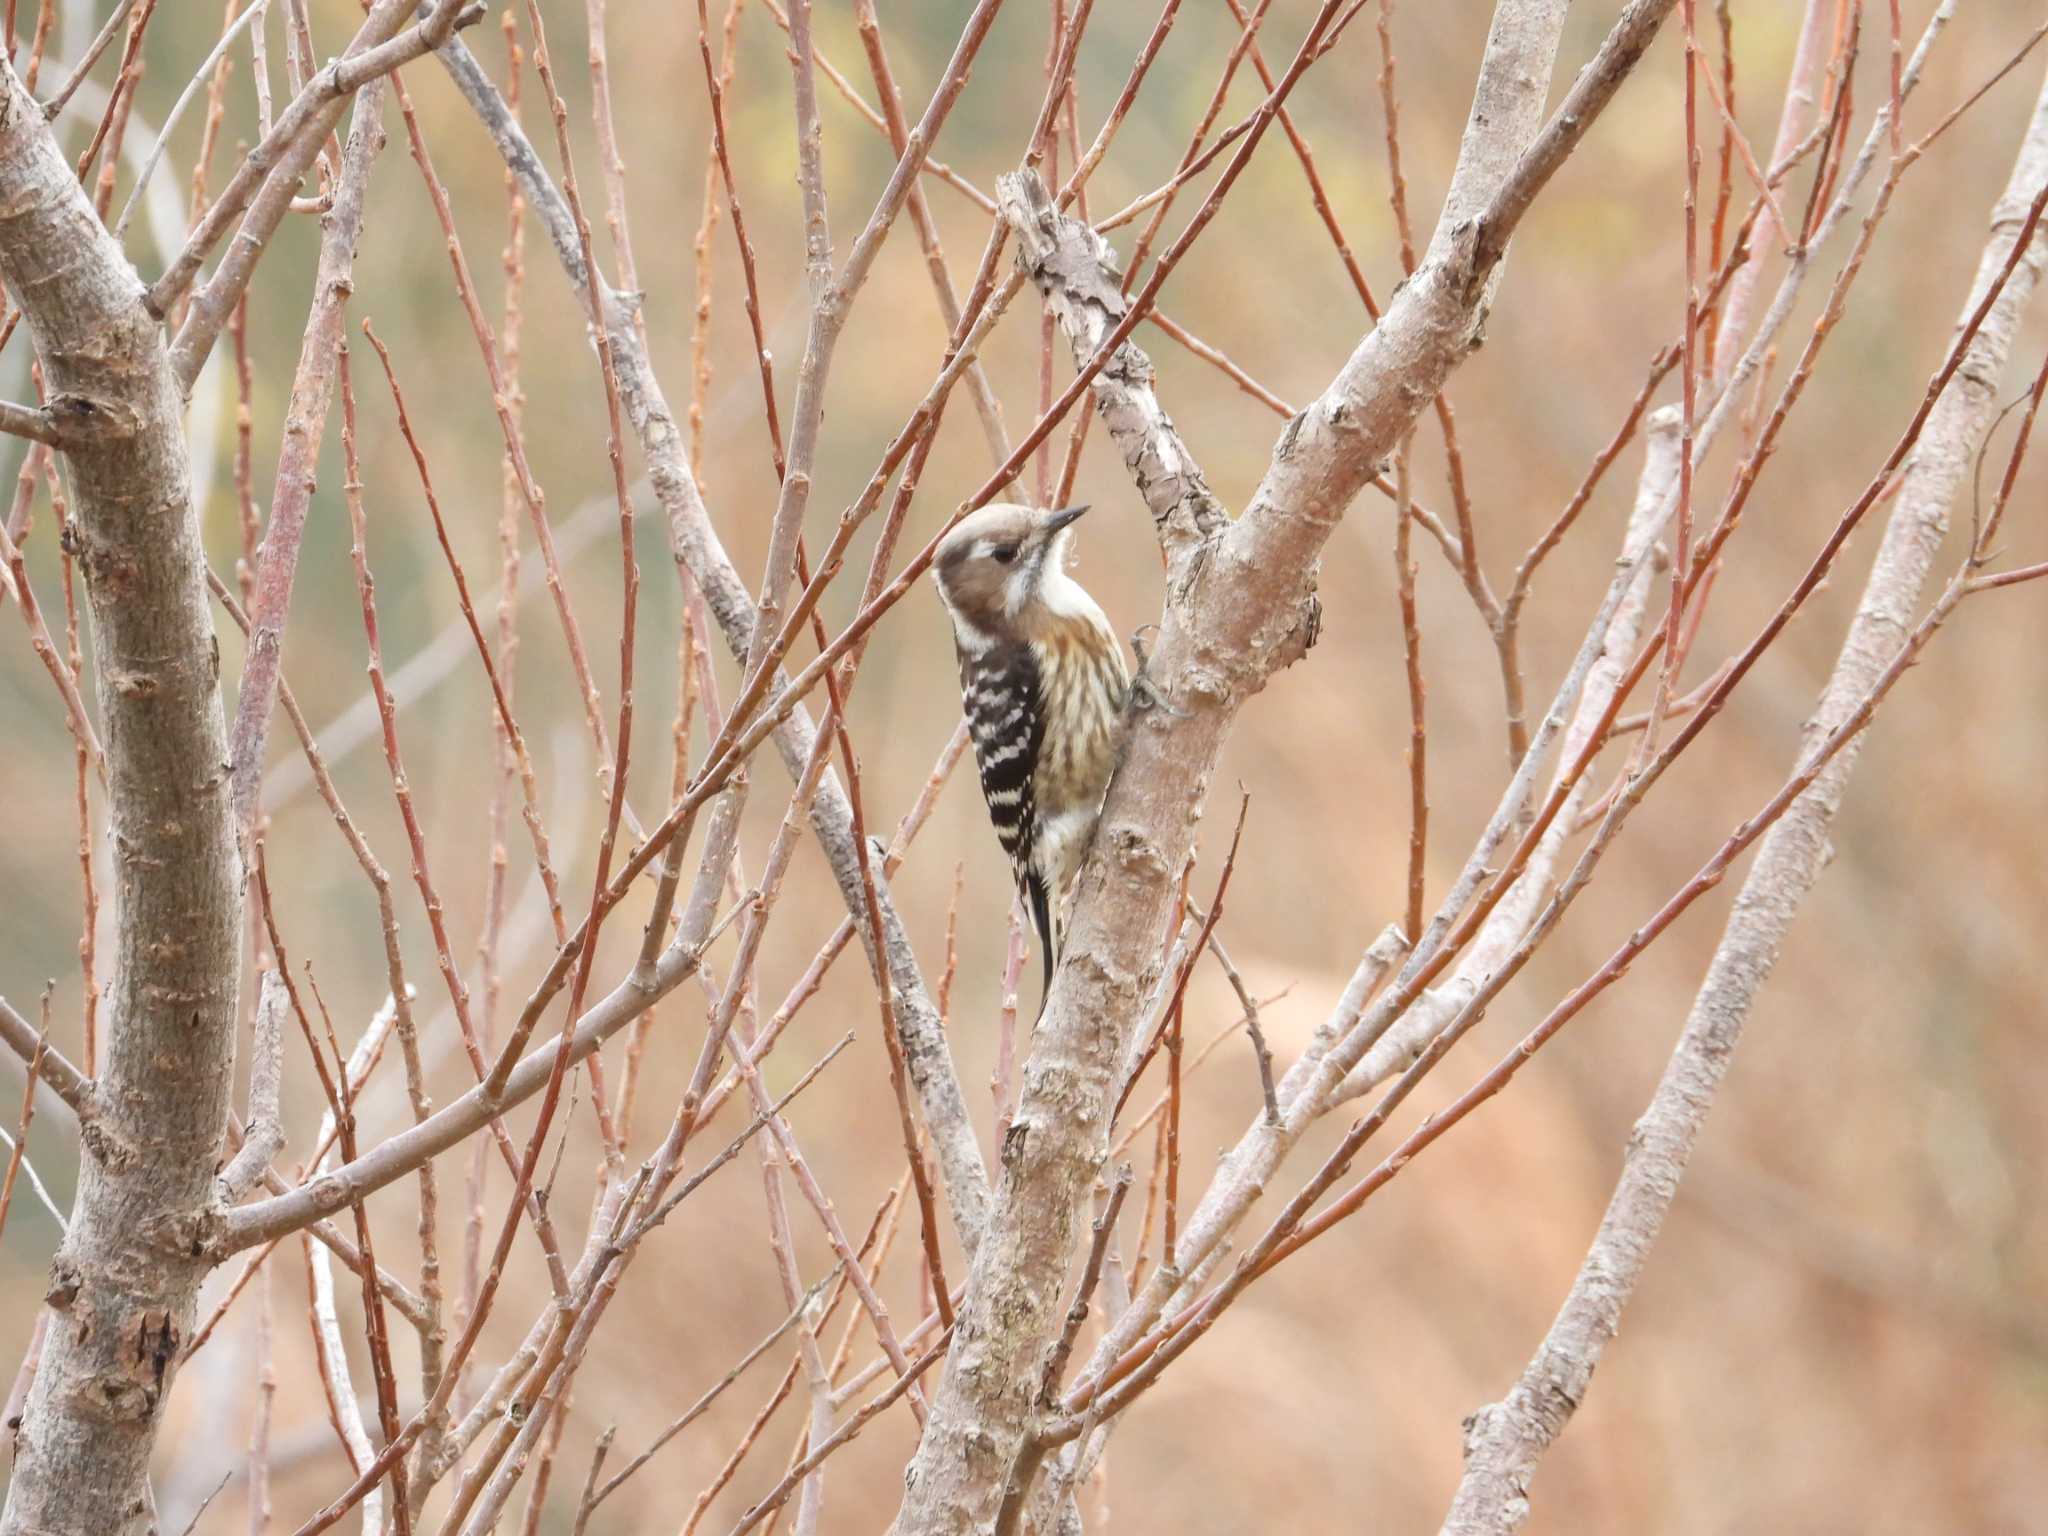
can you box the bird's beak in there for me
[1043,504,1090,534]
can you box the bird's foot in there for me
[1128,625,1188,718]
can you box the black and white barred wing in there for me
[959,640,1055,955]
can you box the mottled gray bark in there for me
[1441,62,2048,1536]
[889,3,1694,1530]
[997,171,1228,559]
[0,53,241,1536]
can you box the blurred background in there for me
[3,1,2046,1530]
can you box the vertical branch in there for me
[245,1259,274,1536]
[0,508,106,777]
[1702,0,1734,375]
[224,78,386,841]
[0,38,244,1536]
[686,0,740,471]
[384,66,630,826]
[991,908,1027,1143]
[1393,435,1425,943]
[1,1307,49,1440]
[304,1230,385,1536]
[505,0,642,1168]
[1377,0,1417,274]
[1119,0,1265,295]
[690,6,952,1303]
[1441,64,2048,1536]
[1647,0,1704,756]
[302,968,412,1533]
[683,1367,801,1536]
[896,3,1650,1525]
[581,0,642,344]
[752,1050,837,1534]
[58,514,98,1073]
[1885,0,1903,155]
[1050,80,1095,508]
[516,1397,574,1536]
[1711,0,1830,379]
[1340,409,1679,1100]
[851,0,1014,470]
[1034,0,1063,506]
[1160,993,1181,1275]
[334,341,572,1322]
[299,1007,407,1536]
[828,728,956,1330]
[463,3,527,1394]
[229,291,258,598]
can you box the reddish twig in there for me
[0,991,48,1247]
[1392,437,1426,944]
[757,0,997,213]
[223,75,385,840]
[385,68,632,832]
[723,1328,955,1536]
[1703,0,1735,375]
[56,497,98,1073]
[0,519,106,789]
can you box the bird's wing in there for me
[961,638,1048,925]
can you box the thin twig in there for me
[38,0,139,118]
[722,1329,955,1536]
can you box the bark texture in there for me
[997,171,1228,561]
[1441,63,2048,1536]
[888,2,1653,1528]
[0,57,242,1536]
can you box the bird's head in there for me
[932,502,1088,640]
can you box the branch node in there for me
[217,971,287,1202]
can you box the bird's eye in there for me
[991,544,1020,565]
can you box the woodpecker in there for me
[934,502,1129,1006]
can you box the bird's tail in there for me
[1026,873,1055,1019]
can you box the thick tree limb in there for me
[1440,63,2048,1536]
[889,2,1698,1529]
[998,170,1227,559]
[0,48,242,1536]
[1069,0,1921,1455]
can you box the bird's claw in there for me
[1127,625,1188,718]
[1134,674,1188,717]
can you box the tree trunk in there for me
[0,56,241,1536]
